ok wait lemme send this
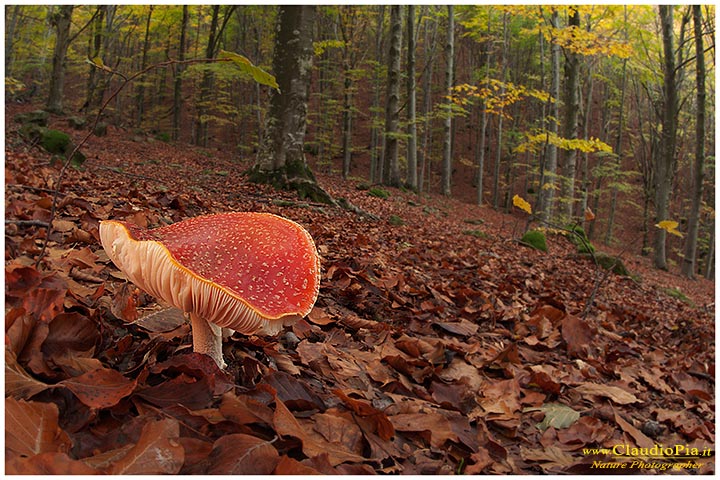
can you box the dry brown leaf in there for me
[60,367,137,408]
[206,433,279,474]
[5,397,71,457]
[109,418,184,474]
[273,396,365,466]
[5,349,50,399]
[390,412,458,448]
[613,410,654,449]
[574,382,641,405]
[6,452,100,475]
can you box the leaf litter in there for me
[4,109,715,474]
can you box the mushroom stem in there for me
[189,313,226,369]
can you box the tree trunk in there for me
[559,7,581,221]
[46,5,74,114]
[603,7,628,244]
[441,5,454,197]
[681,5,706,278]
[475,15,492,206]
[195,5,219,146]
[418,8,438,194]
[136,5,154,127]
[5,5,21,76]
[383,5,402,187]
[250,6,330,204]
[492,12,508,209]
[538,9,560,221]
[369,6,385,185]
[405,5,418,189]
[654,5,679,270]
[83,6,105,114]
[172,6,189,141]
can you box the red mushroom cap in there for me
[100,212,320,335]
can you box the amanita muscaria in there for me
[100,212,320,368]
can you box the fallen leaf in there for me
[613,410,654,449]
[206,433,279,474]
[60,367,137,408]
[6,452,100,475]
[574,382,641,405]
[561,314,595,358]
[273,396,365,466]
[5,349,50,399]
[526,403,580,431]
[274,455,322,474]
[520,445,576,472]
[333,389,395,441]
[5,397,71,456]
[390,412,458,448]
[109,418,184,474]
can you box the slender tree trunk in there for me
[654,5,679,270]
[370,6,385,184]
[83,6,105,114]
[418,9,438,194]
[136,6,154,127]
[538,9,560,221]
[405,5,418,189]
[5,5,21,76]
[559,7,581,221]
[172,6,188,141]
[475,14,492,206]
[604,59,628,245]
[681,5,706,278]
[492,12,508,208]
[704,222,714,279]
[441,5,454,197]
[46,5,74,114]
[383,5,402,187]
[195,5,219,147]
[580,64,595,231]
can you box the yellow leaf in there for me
[655,220,683,238]
[513,195,532,214]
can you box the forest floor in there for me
[5,105,715,474]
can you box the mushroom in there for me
[99,212,320,368]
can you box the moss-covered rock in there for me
[521,230,548,252]
[566,224,595,254]
[40,129,71,154]
[594,252,630,276]
[368,187,390,199]
[93,121,108,137]
[14,110,49,126]
[388,215,404,226]
[463,229,489,239]
[68,116,87,129]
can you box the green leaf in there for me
[218,50,279,91]
[524,403,580,431]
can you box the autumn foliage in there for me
[4,106,715,474]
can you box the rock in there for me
[14,109,49,126]
[521,229,548,252]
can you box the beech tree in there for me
[681,5,707,278]
[46,5,74,113]
[654,5,680,270]
[441,5,455,197]
[382,5,402,187]
[249,5,331,203]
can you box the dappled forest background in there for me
[5,5,716,276]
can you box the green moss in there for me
[40,129,70,154]
[368,187,390,199]
[594,252,630,276]
[388,214,404,226]
[661,287,695,306]
[521,230,548,252]
[463,229,489,239]
[566,224,595,254]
